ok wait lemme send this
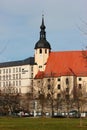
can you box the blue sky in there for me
[0,0,87,62]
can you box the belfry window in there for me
[39,49,42,54]
[45,49,47,53]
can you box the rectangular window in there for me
[6,69,8,73]
[0,76,1,80]
[9,75,11,80]
[19,81,21,86]
[31,66,33,71]
[13,81,15,86]
[9,68,11,73]
[3,82,5,87]
[13,74,15,80]
[3,75,5,80]
[16,74,18,79]
[31,73,33,78]
[16,68,18,72]
[13,68,15,73]
[16,81,18,86]
[19,74,21,79]
[19,67,21,72]
[6,75,8,80]
[3,69,5,74]
[0,82,1,87]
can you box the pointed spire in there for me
[40,14,46,30]
[40,15,46,40]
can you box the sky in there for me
[0,0,87,62]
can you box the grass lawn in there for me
[0,117,87,130]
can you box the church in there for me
[0,16,87,101]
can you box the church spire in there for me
[40,15,46,40]
[34,15,51,50]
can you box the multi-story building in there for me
[0,57,34,93]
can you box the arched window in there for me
[45,49,47,53]
[66,78,69,85]
[39,49,42,54]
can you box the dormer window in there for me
[39,49,42,54]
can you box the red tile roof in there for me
[35,50,87,78]
[45,51,87,77]
[35,71,44,79]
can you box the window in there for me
[16,68,18,72]
[9,81,11,86]
[78,84,82,89]
[9,68,11,73]
[3,75,5,80]
[13,74,15,80]
[66,87,69,93]
[16,74,18,79]
[58,84,61,89]
[19,88,21,93]
[58,78,61,81]
[31,73,33,78]
[79,78,82,81]
[13,81,15,86]
[19,67,21,72]
[19,74,21,79]
[3,69,5,74]
[31,80,33,86]
[48,84,51,90]
[19,81,21,86]
[31,66,33,71]
[66,78,69,85]
[16,81,18,86]
[45,49,47,53]
[16,88,18,93]
[57,93,61,98]
[48,78,50,82]
[39,49,42,54]
[13,68,15,73]
[0,76,1,80]
[9,75,11,80]
[6,69,8,73]
[3,82,5,87]
[0,82,1,87]
[39,66,42,68]
[6,75,8,80]
[6,81,8,87]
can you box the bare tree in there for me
[0,86,20,116]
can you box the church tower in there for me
[34,15,51,71]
